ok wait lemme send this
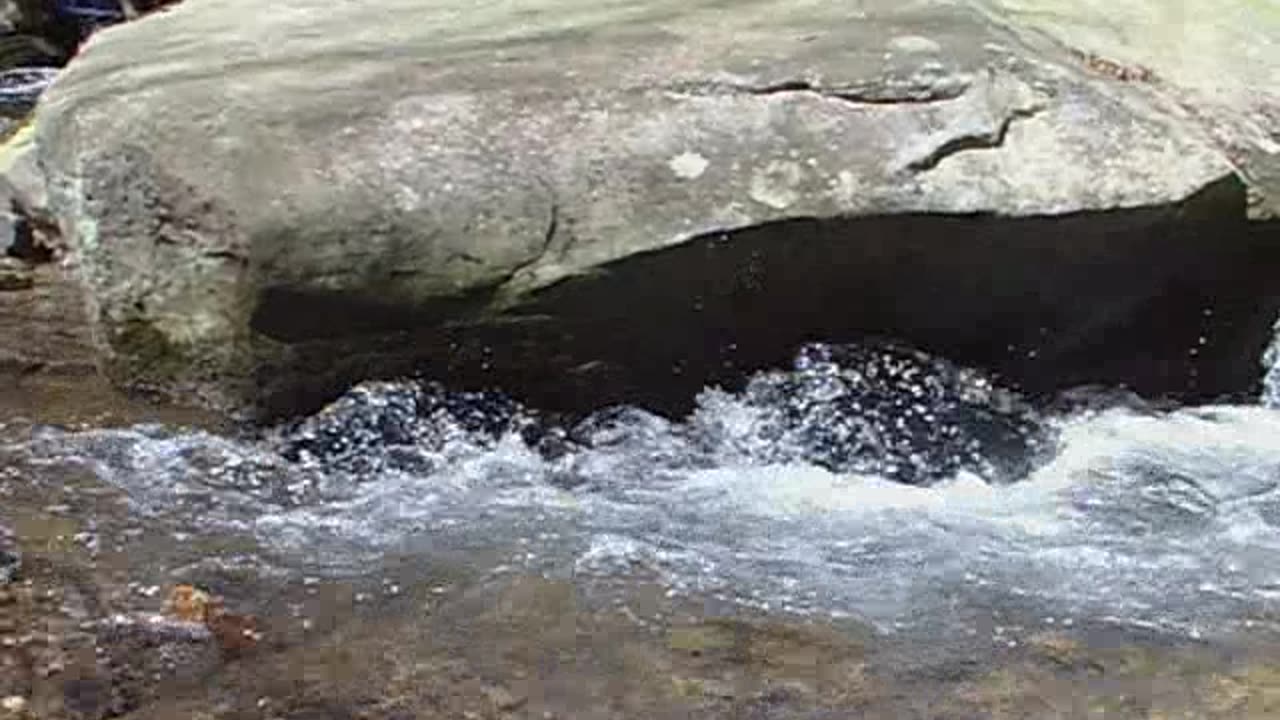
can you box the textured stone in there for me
[32,0,1280,419]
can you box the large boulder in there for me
[978,0,1280,220]
[32,0,1280,420]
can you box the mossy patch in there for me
[111,317,186,381]
[666,623,737,656]
[1202,664,1280,718]
[663,617,876,708]
[0,117,34,157]
[954,636,1280,720]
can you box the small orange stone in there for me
[163,584,214,623]
[208,611,262,655]
[162,584,262,653]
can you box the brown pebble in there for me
[0,591,13,606]
[208,611,262,655]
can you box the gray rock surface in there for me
[1,123,46,212]
[31,0,1280,419]
[977,0,1280,219]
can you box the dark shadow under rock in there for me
[247,176,1280,423]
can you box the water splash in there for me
[688,341,1051,484]
[267,381,541,477]
[1262,314,1280,408]
[14,342,1280,640]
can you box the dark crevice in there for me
[202,249,248,264]
[907,107,1041,171]
[501,201,559,285]
[747,79,815,95]
[4,212,52,263]
[446,251,486,266]
[539,203,560,268]
[665,77,971,105]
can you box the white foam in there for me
[20,386,1280,640]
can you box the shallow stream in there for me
[12,338,1280,650]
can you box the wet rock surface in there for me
[0,263,94,377]
[0,446,269,720]
[256,342,1052,488]
[724,341,1051,485]
[272,381,541,477]
[0,106,90,388]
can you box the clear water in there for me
[13,340,1280,642]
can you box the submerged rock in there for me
[99,612,212,645]
[32,0,1280,420]
[51,0,124,26]
[262,340,1047,487]
[0,257,31,290]
[0,522,17,584]
[725,342,1051,485]
[95,611,221,713]
[272,380,538,476]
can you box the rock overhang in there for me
[28,0,1278,420]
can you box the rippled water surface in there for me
[13,341,1280,644]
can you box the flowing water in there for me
[10,337,1280,654]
